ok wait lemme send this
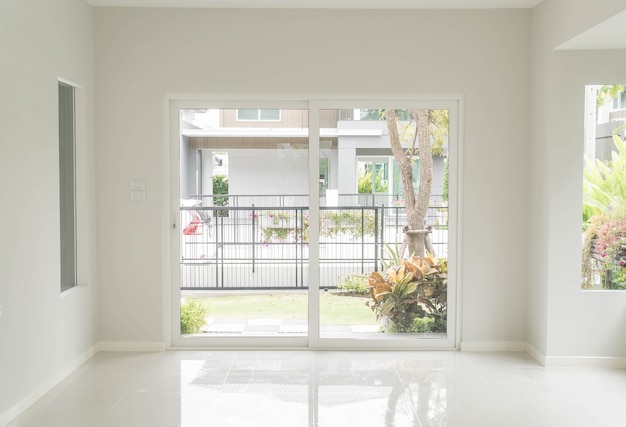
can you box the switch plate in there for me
[129,179,146,190]
[130,190,146,201]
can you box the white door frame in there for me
[163,95,463,350]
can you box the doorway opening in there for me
[170,100,459,349]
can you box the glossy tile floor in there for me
[6,350,626,427]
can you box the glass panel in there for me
[236,108,258,120]
[259,108,280,120]
[59,81,77,292]
[582,85,626,290]
[319,158,329,195]
[319,108,450,338]
[179,108,309,336]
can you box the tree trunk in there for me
[386,109,434,258]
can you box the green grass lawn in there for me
[191,292,377,326]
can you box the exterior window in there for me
[236,108,280,121]
[611,90,626,110]
[582,84,626,290]
[59,81,77,292]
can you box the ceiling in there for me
[556,9,626,50]
[85,0,544,9]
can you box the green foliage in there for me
[582,127,626,224]
[367,254,447,333]
[259,210,376,243]
[386,317,435,333]
[604,261,626,290]
[582,210,626,289]
[358,170,372,193]
[358,109,448,156]
[337,275,369,294]
[262,227,292,242]
[381,243,402,271]
[358,169,388,194]
[442,158,449,202]
[180,299,208,334]
[596,85,625,108]
[321,210,376,239]
[212,175,229,217]
[212,174,228,197]
[374,169,388,193]
[581,126,626,287]
[258,210,308,243]
[360,109,411,121]
[428,109,449,157]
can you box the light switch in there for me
[130,179,146,190]
[130,179,147,201]
[130,190,146,201]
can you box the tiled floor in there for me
[5,350,626,427]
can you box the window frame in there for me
[58,80,77,293]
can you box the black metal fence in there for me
[180,195,448,290]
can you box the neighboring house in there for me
[179,108,446,203]
[589,87,626,162]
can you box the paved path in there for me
[201,317,379,335]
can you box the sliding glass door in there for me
[170,99,458,349]
[312,103,456,349]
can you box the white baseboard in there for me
[543,356,626,368]
[97,341,166,352]
[463,341,626,368]
[0,344,98,427]
[524,342,547,366]
[460,340,527,352]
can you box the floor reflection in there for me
[9,350,624,427]
[181,352,448,426]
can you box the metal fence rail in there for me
[180,197,448,290]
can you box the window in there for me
[611,89,626,111]
[236,108,280,121]
[59,81,77,292]
[582,84,626,290]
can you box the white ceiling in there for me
[556,9,626,50]
[85,0,544,9]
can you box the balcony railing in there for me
[180,195,448,290]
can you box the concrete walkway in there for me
[201,317,379,335]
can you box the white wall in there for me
[94,8,531,348]
[530,0,626,362]
[229,149,309,195]
[0,0,97,421]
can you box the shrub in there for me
[387,317,435,333]
[367,253,447,333]
[320,210,375,239]
[582,126,626,224]
[337,275,369,294]
[358,170,372,194]
[357,169,388,193]
[180,299,208,334]
[259,210,375,243]
[212,175,229,217]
